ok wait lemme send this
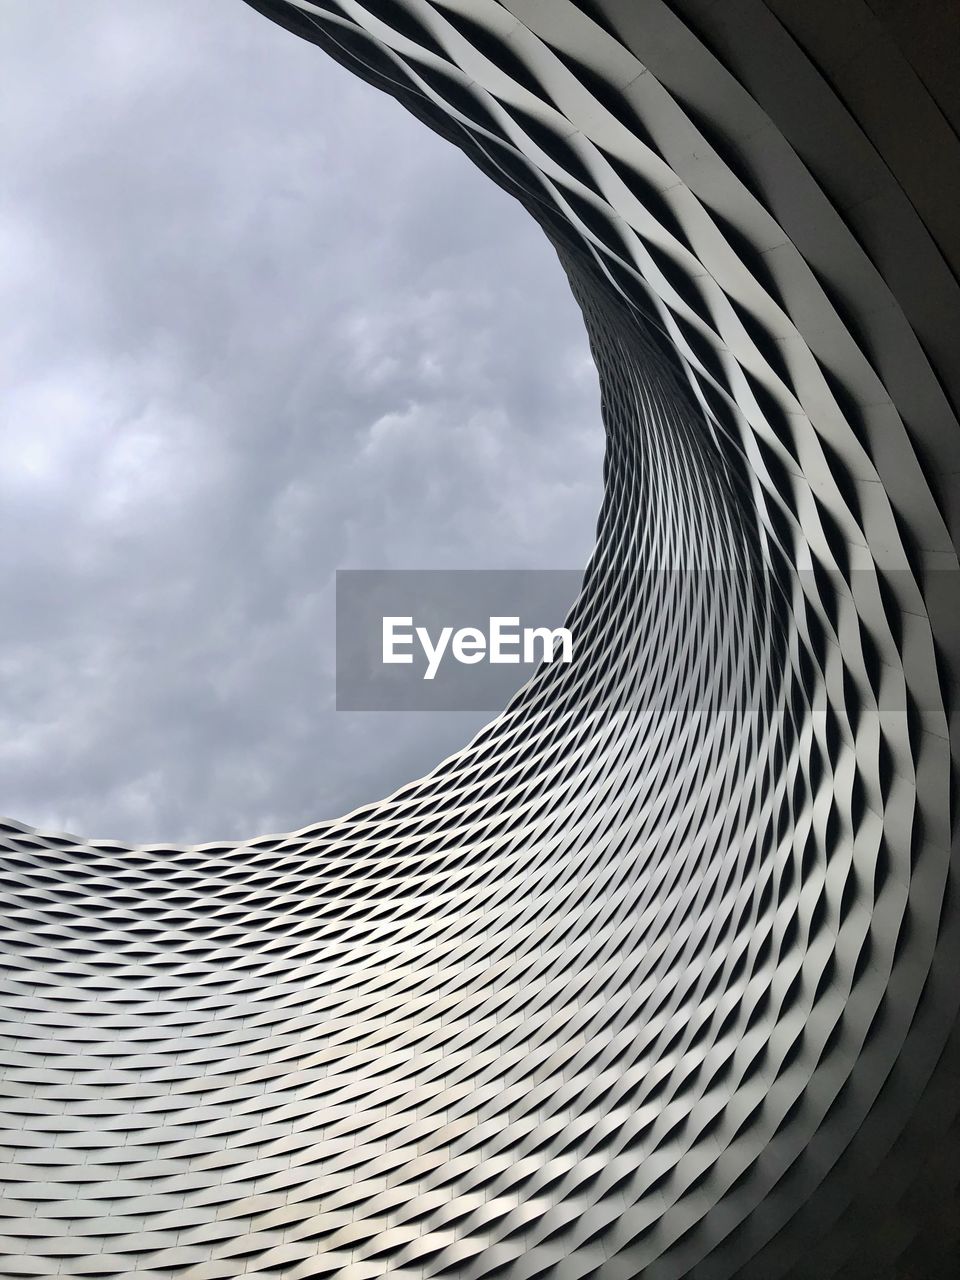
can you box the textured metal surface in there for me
[3,1,959,1277]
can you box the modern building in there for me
[2,2,959,1277]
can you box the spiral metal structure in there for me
[3,2,959,1277]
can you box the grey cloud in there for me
[0,0,602,843]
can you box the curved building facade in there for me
[2,2,959,1278]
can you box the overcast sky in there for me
[0,0,602,845]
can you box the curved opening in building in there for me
[0,0,603,844]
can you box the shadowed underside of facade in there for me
[2,2,959,1277]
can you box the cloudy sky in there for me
[1,0,602,845]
